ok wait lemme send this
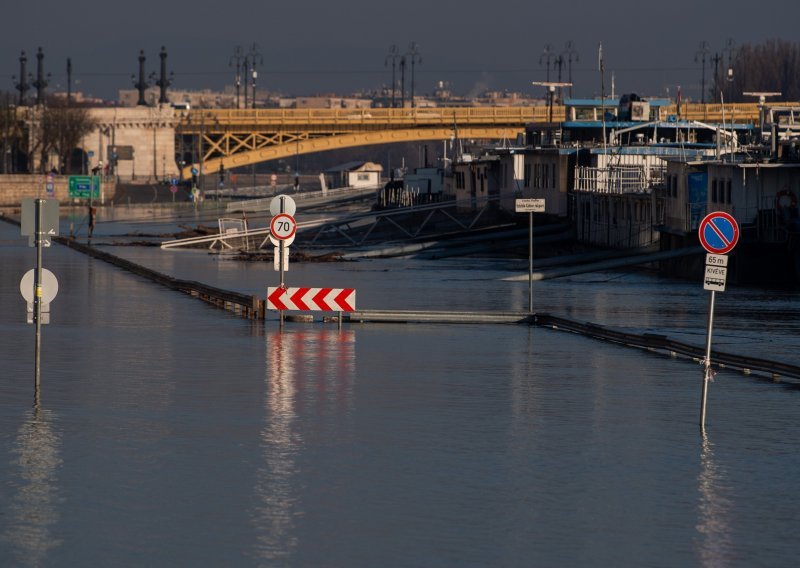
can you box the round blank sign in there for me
[269,195,297,216]
[20,269,59,303]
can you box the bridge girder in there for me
[175,102,779,180]
[180,127,523,180]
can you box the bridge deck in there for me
[176,103,799,179]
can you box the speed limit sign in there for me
[270,213,297,241]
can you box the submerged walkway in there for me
[4,213,797,384]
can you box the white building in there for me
[323,161,383,189]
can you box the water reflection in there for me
[252,327,355,562]
[510,327,541,437]
[2,405,63,567]
[696,432,734,567]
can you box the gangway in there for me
[304,196,511,247]
[226,184,380,214]
[160,217,272,250]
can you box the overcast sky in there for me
[3,0,799,102]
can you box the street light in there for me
[13,51,30,106]
[230,46,245,109]
[399,55,407,108]
[132,49,149,106]
[695,41,710,104]
[406,42,422,109]
[726,67,734,105]
[724,38,736,103]
[248,43,263,109]
[385,45,400,108]
[32,47,50,106]
[154,46,173,105]
[562,41,579,99]
[539,44,554,83]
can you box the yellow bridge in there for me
[177,103,779,179]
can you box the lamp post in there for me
[132,50,149,106]
[407,42,422,109]
[248,43,263,109]
[711,52,723,102]
[555,55,564,101]
[725,38,736,104]
[230,46,245,109]
[695,41,710,104]
[32,47,50,106]
[13,51,30,106]
[399,55,407,108]
[562,41,579,99]
[385,45,400,108]
[251,67,258,109]
[539,43,554,83]
[726,68,734,106]
[155,46,173,105]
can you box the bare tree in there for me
[40,96,96,173]
[715,39,800,102]
[0,92,20,173]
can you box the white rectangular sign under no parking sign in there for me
[704,265,727,292]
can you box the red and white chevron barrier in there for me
[267,287,356,312]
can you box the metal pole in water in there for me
[528,211,533,313]
[34,198,43,392]
[278,197,285,329]
[700,290,716,430]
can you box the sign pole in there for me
[696,211,738,431]
[268,194,297,329]
[278,199,286,329]
[700,290,716,431]
[515,198,545,313]
[528,211,533,313]
[34,198,43,394]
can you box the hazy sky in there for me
[3,0,799,102]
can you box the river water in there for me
[1,209,799,567]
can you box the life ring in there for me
[777,188,798,210]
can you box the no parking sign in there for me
[697,211,740,430]
[698,211,739,254]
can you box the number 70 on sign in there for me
[270,213,297,240]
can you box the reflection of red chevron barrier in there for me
[267,287,356,311]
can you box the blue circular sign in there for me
[698,211,739,254]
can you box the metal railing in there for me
[226,184,381,213]
[181,103,800,131]
[574,165,665,194]
[182,106,552,131]
[535,314,800,382]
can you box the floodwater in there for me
[1,210,799,567]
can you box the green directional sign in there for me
[68,175,101,199]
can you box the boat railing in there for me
[574,165,665,194]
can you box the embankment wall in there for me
[0,175,117,207]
